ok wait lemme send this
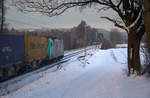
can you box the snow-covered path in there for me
[2,49,150,98]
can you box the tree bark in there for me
[128,33,133,75]
[142,0,150,52]
[143,11,150,52]
[133,36,141,75]
[128,28,143,76]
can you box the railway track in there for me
[0,46,93,96]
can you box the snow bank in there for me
[117,44,128,48]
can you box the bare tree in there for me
[0,0,5,32]
[13,0,145,75]
[140,0,150,53]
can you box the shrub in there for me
[101,38,116,49]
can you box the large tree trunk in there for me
[128,33,133,75]
[143,11,150,52]
[133,36,141,75]
[128,29,143,75]
[142,0,150,52]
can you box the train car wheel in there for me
[32,61,37,68]
[37,60,42,66]
[14,64,20,73]
[3,66,15,80]
[8,66,15,77]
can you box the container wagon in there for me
[24,35,47,67]
[52,39,64,59]
[48,38,64,60]
[0,34,24,78]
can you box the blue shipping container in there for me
[0,34,24,68]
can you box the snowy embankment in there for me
[117,43,146,48]
[2,48,150,98]
[117,44,128,48]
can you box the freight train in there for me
[0,34,64,81]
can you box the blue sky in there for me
[6,3,124,31]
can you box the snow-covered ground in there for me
[117,44,128,48]
[1,48,150,98]
[117,43,146,48]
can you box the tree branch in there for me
[101,16,129,32]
